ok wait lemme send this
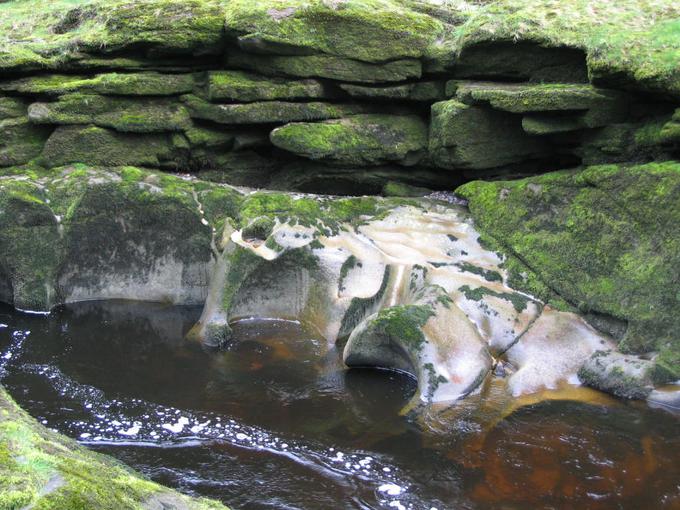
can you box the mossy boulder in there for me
[40,126,184,168]
[578,351,655,399]
[0,118,51,167]
[0,386,227,510]
[28,94,192,133]
[205,70,327,102]
[452,82,629,129]
[0,165,243,311]
[0,72,195,96]
[458,162,680,372]
[223,0,443,63]
[270,114,428,166]
[225,50,422,83]
[0,97,27,119]
[0,180,62,310]
[429,100,548,170]
[182,94,366,124]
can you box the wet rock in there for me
[270,114,428,166]
[506,310,615,396]
[578,350,655,399]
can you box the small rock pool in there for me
[1,301,678,509]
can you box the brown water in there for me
[0,301,678,509]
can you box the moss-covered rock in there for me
[457,162,680,370]
[0,165,243,311]
[452,82,629,129]
[182,94,366,124]
[40,126,184,168]
[270,114,428,166]
[0,386,227,510]
[429,100,548,170]
[0,118,51,167]
[225,50,422,83]
[0,72,195,96]
[578,350,655,399]
[223,0,443,63]
[339,81,446,102]
[205,70,327,102]
[0,97,27,119]
[28,94,192,133]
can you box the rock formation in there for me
[0,0,679,506]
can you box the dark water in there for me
[1,302,679,510]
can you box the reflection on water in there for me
[0,301,678,510]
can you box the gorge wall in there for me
[0,0,679,399]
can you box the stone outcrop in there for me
[0,0,676,193]
[4,164,673,412]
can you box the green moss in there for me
[270,114,427,166]
[242,216,275,241]
[455,82,628,114]
[0,97,27,120]
[652,347,680,384]
[455,262,502,283]
[0,0,225,71]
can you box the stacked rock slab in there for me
[0,0,677,193]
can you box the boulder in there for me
[270,114,428,166]
[339,81,446,102]
[578,350,655,399]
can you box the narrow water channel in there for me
[1,302,678,509]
